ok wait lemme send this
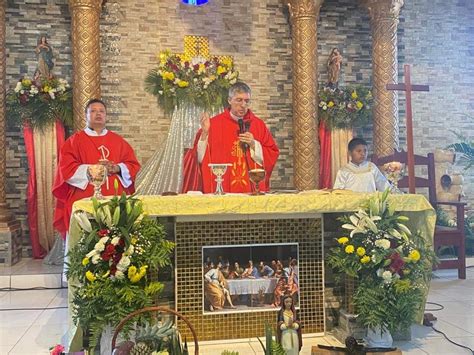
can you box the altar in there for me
[68,191,435,347]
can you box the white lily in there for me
[74,211,92,232]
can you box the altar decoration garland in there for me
[318,85,372,129]
[6,75,73,130]
[66,191,175,348]
[327,190,436,333]
[145,50,238,114]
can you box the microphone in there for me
[238,118,247,152]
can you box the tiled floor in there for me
[1,259,473,354]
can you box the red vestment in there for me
[52,130,141,237]
[182,109,279,193]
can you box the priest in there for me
[53,99,141,237]
[182,82,279,193]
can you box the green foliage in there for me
[318,85,372,129]
[447,117,474,170]
[6,76,73,130]
[66,193,174,350]
[145,50,238,114]
[257,323,285,355]
[327,190,436,333]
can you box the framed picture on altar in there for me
[202,243,299,314]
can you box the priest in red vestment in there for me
[182,82,279,193]
[53,99,141,237]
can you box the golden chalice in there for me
[248,168,266,195]
[87,164,107,199]
[208,163,232,195]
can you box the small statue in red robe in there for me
[182,82,279,193]
[53,99,141,237]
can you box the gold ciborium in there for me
[248,168,266,195]
[208,163,232,195]
[87,164,107,199]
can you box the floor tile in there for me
[10,273,62,289]
[0,289,59,309]
[0,309,42,327]
[0,324,30,346]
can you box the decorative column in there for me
[69,0,102,130]
[288,0,323,190]
[361,0,404,157]
[0,0,22,265]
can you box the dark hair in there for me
[85,98,107,114]
[229,82,251,99]
[348,137,368,152]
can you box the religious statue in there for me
[35,35,54,80]
[276,295,302,354]
[327,48,343,87]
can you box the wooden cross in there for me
[386,64,429,194]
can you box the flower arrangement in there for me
[328,190,436,333]
[49,344,65,355]
[6,75,73,130]
[66,191,174,348]
[318,85,372,129]
[145,50,239,114]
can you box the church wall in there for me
[5,0,72,254]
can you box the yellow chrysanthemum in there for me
[130,265,148,283]
[337,237,349,245]
[177,80,189,88]
[345,245,355,254]
[222,58,233,68]
[351,90,358,99]
[217,66,227,75]
[356,101,363,109]
[131,237,137,245]
[128,265,137,279]
[85,271,96,282]
[356,247,366,257]
[328,101,335,108]
[408,249,421,262]
[82,257,89,266]
[21,79,32,87]
[360,255,371,264]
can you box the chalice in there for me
[208,163,232,195]
[248,168,266,195]
[382,161,405,189]
[87,164,107,199]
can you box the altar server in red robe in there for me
[53,99,141,237]
[182,82,279,193]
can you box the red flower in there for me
[19,94,29,105]
[113,252,122,264]
[50,344,65,355]
[389,252,405,274]
[193,64,200,71]
[110,265,117,276]
[98,229,109,237]
[101,244,116,261]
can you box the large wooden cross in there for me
[386,64,429,194]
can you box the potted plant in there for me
[328,190,436,346]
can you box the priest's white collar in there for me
[85,126,108,136]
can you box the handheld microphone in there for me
[238,118,247,152]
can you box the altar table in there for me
[67,191,435,349]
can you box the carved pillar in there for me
[361,0,404,157]
[69,0,102,130]
[288,0,323,190]
[0,0,22,265]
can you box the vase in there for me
[365,325,393,348]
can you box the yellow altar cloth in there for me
[67,191,435,350]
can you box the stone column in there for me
[288,0,323,190]
[361,0,404,157]
[0,0,22,265]
[69,0,102,130]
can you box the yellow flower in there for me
[360,255,371,264]
[85,271,96,282]
[82,257,89,266]
[198,63,206,74]
[356,101,363,109]
[131,237,137,245]
[328,101,335,108]
[161,71,175,81]
[345,245,355,254]
[408,249,421,262]
[21,78,32,87]
[129,265,148,283]
[128,265,137,278]
[221,58,233,68]
[351,90,358,99]
[159,50,170,65]
[337,237,349,245]
[356,247,366,257]
[394,279,411,293]
[177,80,189,88]
[43,85,50,92]
[217,66,227,75]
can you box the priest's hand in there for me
[200,112,210,140]
[239,132,255,150]
[99,160,120,175]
